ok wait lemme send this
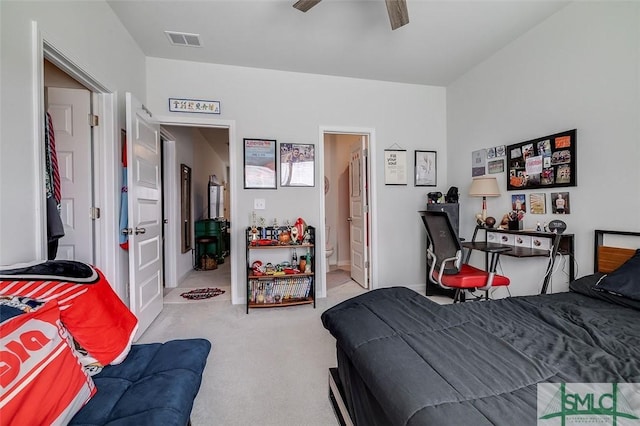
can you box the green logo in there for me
[538,383,640,425]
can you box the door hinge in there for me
[363,205,369,213]
[89,114,99,127]
[363,148,369,157]
[365,261,370,269]
[90,207,100,220]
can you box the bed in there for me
[321,230,640,425]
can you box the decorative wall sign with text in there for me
[169,98,221,114]
[384,149,407,185]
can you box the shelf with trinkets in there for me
[245,218,315,313]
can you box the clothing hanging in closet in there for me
[45,112,64,259]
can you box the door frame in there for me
[37,26,121,295]
[318,126,377,298]
[154,115,238,304]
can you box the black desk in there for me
[462,241,550,258]
[463,227,575,294]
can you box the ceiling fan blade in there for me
[385,0,409,30]
[293,0,322,13]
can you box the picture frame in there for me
[243,139,277,189]
[506,129,577,191]
[551,192,570,214]
[529,193,547,214]
[384,149,407,185]
[414,150,437,186]
[511,194,526,212]
[280,143,315,187]
[471,149,487,177]
[488,159,504,174]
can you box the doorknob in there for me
[135,227,146,235]
[347,217,353,222]
[121,228,133,235]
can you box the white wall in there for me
[147,59,447,301]
[0,1,146,299]
[448,2,640,295]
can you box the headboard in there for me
[594,230,640,274]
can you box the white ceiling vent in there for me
[165,31,202,48]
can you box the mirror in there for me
[181,164,192,253]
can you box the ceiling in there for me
[107,0,569,87]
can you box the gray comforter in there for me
[321,274,640,425]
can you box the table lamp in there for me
[469,177,500,221]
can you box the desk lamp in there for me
[469,177,500,221]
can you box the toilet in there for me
[325,226,335,272]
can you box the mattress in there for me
[321,274,640,425]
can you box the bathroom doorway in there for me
[323,132,371,289]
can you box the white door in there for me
[349,138,369,288]
[47,87,93,263]
[125,93,163,339]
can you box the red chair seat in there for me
[432,264,510,289]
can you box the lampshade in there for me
[468,177,500,197]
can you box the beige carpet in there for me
[142,271,368,426]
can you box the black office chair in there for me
[419,210,510,303]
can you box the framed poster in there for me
[507,129,576,191]
[471,149,487,177]
[529,193,547,214]
[384,149,407,185]
[243,139,277,189]
[280,143,315,187]
[414,150,437,186]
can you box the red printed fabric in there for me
[1,299,96,425]
[0,263,138,366]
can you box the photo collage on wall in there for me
[506,129,576,191]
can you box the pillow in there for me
[0,297,96,425]
[569,272,605,296]
[0,261,138,365]
[594,249,640,301]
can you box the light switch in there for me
[254,198,266,210]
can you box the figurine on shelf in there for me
[294,217,306,243]
[290,226,299,244]
[250,211,259,242]
[304,252,312,274]
[303,230,312,245]
[278,228,291,245]
[259,217,266,239]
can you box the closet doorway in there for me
[44,60,95,264]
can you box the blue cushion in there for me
[69,338,211,426]
[595,249,640,301]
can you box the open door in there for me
[348,137,369,288]
[125,93,163,339]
